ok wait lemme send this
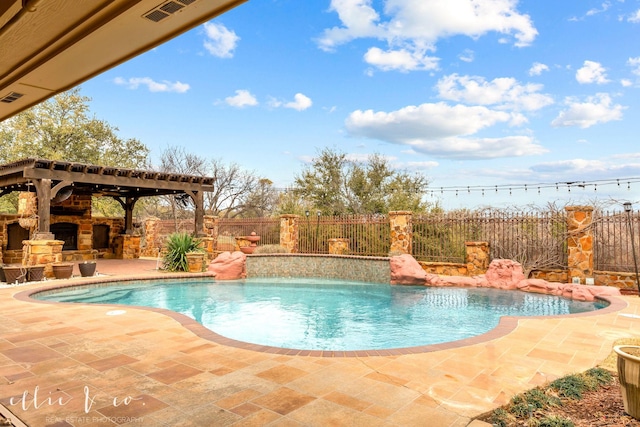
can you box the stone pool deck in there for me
[0,258,638,427]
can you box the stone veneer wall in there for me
[279,215,299,253]
[246,254,390,284]
[389,211,412,254]
[328,238,349,255]
[566,206,594,283]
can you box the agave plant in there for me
[162,232,203,272]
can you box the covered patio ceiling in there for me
[0,158,213,237]
[0,0,246,122]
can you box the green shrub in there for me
[584,367,613,388]
[489,408,514,427]
[162,233,203,272]
[549,374,588,399]
[538,415,574,427]
[254,244,289,254]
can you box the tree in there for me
[241,178,280,217]
[0,88,149,167]
[291,147,431,215]
[0,88,150,213]
[152,146,276,220]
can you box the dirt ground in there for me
[545,375,640,427]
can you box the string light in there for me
[275,177,640,198]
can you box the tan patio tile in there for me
[323,390,372,411]
[363,403,396,419]
[387,401,470,427]
[354,379,420,411]
[256,364,310,384]
[229,409,281,427]
[215,388,263,410]
[251,387,315,415]
[87,354,139,372]
[1,343,63,364]
[288,398,389,427]
[365,370,410,387]
[229,402,262,417]
[146,363,203,385]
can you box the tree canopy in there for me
[0,88,149,167]
[292,147,431,215]
[0,88,150,214]
[152,146,279,220]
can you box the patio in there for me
[0,258,639,426]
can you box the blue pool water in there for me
[34,278,607,351]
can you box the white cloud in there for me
[344,102,547,159]
[628,57,640,76]
[576,60,610,84]
[436,74,554,112]
[621,79,633,87]
[531,159,610,174]
[224,90,258,108]
[586,2,611,17]
[458,49,475,63]
[113,77,190,93]
[628,9,640,23]
[364,47,439,72]
[406,160,440,169]
[528,62,549,76]
[203,22,239,58]
[551,93,625,128]
[318,0,538,72]
[272,93,313,111]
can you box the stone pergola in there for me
[0,158,214,238]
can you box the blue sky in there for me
[81,0,640,210]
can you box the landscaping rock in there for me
[484,259,525,289]
[208,251,246,280]
[390,254,427,285]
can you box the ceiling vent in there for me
[143,0,198,23]
[0,92,24,103]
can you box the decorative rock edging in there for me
[392,254,621,302]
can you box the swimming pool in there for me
[34,278,608,351]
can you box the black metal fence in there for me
[216,217,280,250]
[594,210,640,272]
[165,208,640,273]
[298,214,389,256]
[412,210,567,269]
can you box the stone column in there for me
[279,214,299,253]
[22,239,64,278]
[465,241,490,276]
[389,211,413,255]
[328,238,349,255]
[204,215,219,251]
[142,217,161,257]
[115,235,141,259]
[565,206,594,283]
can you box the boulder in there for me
[429,275,481,287]
[484,259,525,290]
[208,251,246,280]
[390,254,427,285]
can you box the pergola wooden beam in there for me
[0,158,214,237]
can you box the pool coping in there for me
[15,274,628,358]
